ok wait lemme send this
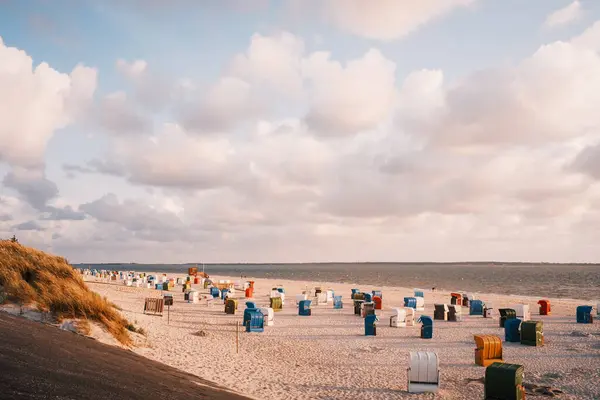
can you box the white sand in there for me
[86,275,600,400]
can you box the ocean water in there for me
[75,263,600,301]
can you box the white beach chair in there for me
[326,290,334,304]
[405,307,416,327]
[390,307,407,327]
[597,302,600,317]
[407,351,440,393]
[416,296,425,311]
[187,290,198,304]
[511,304,531,321]
[295,294,308,305]
[259,307,274,326]
[316,292,327,305]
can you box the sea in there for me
[74,262,600,301]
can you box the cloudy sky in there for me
[1,0,600,263]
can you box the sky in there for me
[2,0,600,263]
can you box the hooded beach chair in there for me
[372,290,382,299]
[537,299,551,315]
[210,287,220,298]
[246,301,257,309]
[259,307,274,326]
[407,352,439,393]
[245,309,264,332]
[474,335,503,366]
[504,318,522,343]
[404,297,417,309]
[470,300,485,316]
[484,363,525,400]
[351,289,360,299]
[364,293,373,303]
[333,295,343,309]
[576,305,593,323]
[520,320,543,346]
[299,299,312,316]
[418,316,433,339]
[224,299,238,314]
[270,297,283,312]
[414,289,424,298]
[326,290,334,304]
[365,314,378,336]
[434,304,449,321]
[373,296,382,310]
[448,304,462,322]
[390,307,407,327]
[450,293,462,306]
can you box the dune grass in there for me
[0,240,131,345]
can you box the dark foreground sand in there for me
[0,312,251,400]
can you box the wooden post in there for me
[236,321,239,354]
[167,304,170,325]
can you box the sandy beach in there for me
[86,274,600,399]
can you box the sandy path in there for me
[86,275,600,400]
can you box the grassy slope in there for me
[0,241,131,345]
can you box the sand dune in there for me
[86,275,600,399]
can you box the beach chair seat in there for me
[389,307,407,327]
[407,351,439,393]
[504,318,522,343]
[474,335,503,366]
[364,314,378,336]
[434,304,449,321]
[484,362,525,400]
[520,320,543,346]
[187,290,198,304]
[450,293,462,305]
[259,307,274,326]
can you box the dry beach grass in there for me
[0,241,131,345]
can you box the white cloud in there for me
[0,36,97,169]
[315,0,476,41]
[544,1,582,29]
[302,48,398,135]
